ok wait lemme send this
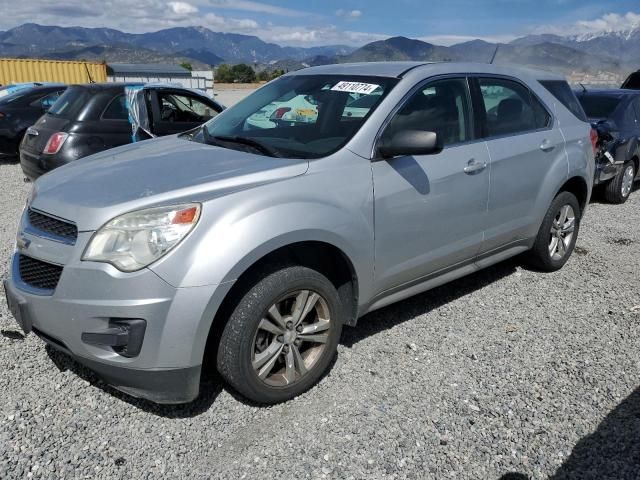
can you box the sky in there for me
[1,0,639,47]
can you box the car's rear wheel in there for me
[603,160,635,204]
[527,191,581,272]
[217,265,343,404]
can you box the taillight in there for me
[271,107,291,119]
[43,132,68,155]
[0,112,5,118]
[589,128,598,155]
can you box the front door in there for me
[372,77,490,294]
[149,89,221,136]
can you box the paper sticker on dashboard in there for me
[330,81,380,95]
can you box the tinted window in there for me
[382,78,472,147]
[539,80,587,122]
[48,86,90,119]
[102,94,128,120]
[204,75,397,159]
[479,78,550,137]
[577,95,622,120]
[29,90,64,110]
[156,93,217,123]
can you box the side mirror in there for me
[378,130,442,158]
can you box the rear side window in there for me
[102,94,128,120]
[478,78,551,137]
[577,95,621,120]
[48,87,90,119]
[539,80,587,122]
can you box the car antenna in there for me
[489,44,500,64]
[579,83,587,93]
[84,64,95,84]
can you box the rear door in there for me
[148,89,222,136]
[473,76,564,254]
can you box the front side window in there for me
[157,93,217,123]
[479,78,550,137]
[382,77,472,147]
[202,75,397,158]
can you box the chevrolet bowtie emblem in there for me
[16,234,30,250]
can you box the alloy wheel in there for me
[621,165,635,198]
[251,290,331,387]
[549,204,575,261]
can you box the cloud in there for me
[336,9,362,19]
[535,11,640,37]
[168,1,197,15]
[206,0,308,17]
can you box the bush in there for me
[216,63,256,83]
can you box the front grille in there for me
[28,209,77,243]
[18,254,63,291]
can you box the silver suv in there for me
[4,62,594,404]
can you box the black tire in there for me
[603,160,636,204]
[217,265,343,404]
[527,191,581,272]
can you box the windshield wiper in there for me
[208,134,282,158]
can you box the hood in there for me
[31,135,309,231]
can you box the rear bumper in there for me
[19,149,47,181]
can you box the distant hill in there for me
[334,36,627,75]
[0,23,354,65]
[338,37,453,62]
[0,22,637,78]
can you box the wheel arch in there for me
[200,239,360,376]
[558,175,589,215]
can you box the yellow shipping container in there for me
[0,58,107,85]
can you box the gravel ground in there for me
[0,158,639,479]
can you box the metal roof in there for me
[289,61,565,82]
[106,63,191,77]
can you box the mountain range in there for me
[0,23,638,78]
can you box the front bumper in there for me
[594,159,623,185]
[4,234,224,403]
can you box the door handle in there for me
[540,140,555,152]
[463,159,487,174]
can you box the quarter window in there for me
[478,78,550,137]
[102,94,128,120]
[382,78,472,148]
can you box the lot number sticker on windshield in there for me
[331,81,380,95]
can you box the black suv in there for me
[20,83,224,180]
[0,85,67,158]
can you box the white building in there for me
[106,64,214,96]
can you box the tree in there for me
[215,64,234,83]
[231,64,256,83]
[180,62,193,71]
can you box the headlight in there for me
[83,203,201,272]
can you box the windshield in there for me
[48,86,91,119]
[201,75,398,159]
[577,95,622,119]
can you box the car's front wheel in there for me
[603,160,636,204]
[528,191,581,272]
[217,265,343,404]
